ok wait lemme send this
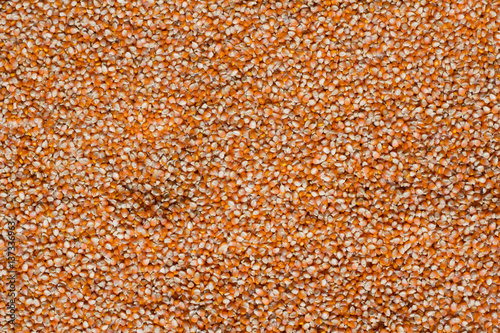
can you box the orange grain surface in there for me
[1,0,500,332]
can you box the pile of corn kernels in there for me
[1,0,500,332]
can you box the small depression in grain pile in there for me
[1,0,500,332]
